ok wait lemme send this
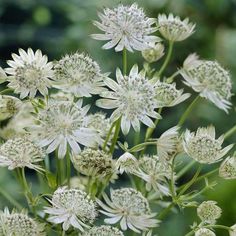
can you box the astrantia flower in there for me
[142,42,164,63]
[195,228,216,236]
[181,59,232,112]
[53,52,107,97]
[0,66,7,84]
[92,4,160,52]
[157,14,195,41]
[183,126,233,164]
[96,65,161,135]
[97,188,159,233]
[72,148,115,178]
[44,187,97,231]
[0,208,45,236]
[230,224,236,236]
[136,155,172,195]
[156,126,180,160]
[32,100,100,159]
[154,81,190,107]
[5,48,53,98]
[0,136,45,171]
[116,152,139,174]
[219,156,236,179]
[0,95,22,121]
[197,201,222,224]
[81,225,124,236]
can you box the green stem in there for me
[205,225,233,231]
[158,202,175,220]
[224,124,236,139]
[109,118,121,154]
[176,160,196,179]
[128,141,157,153]
[166,70,180,83]
[178,96,200,126]
[66,151,71,188]
[102,122,116,152]
[0,188,22,210]
[158,41,174,77]
[123,48,127,75]
[0,88,13,95]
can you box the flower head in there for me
[5,48,53,98]
[219,156,236,179]
[183,126,233,164]
[97,188,159,233]
[81,225,124,236]
[197,201,222,224]
[137,155,172,195]
[142,42,164,63]
[92,4,159,52]
[96,65,161,135]
[0,66,7,84]
[157,14,195,41]
[230,224,236,236]
[154,81,190,107]
[181,59,232,112]
[44,187,97,231]
[32,100,100,158]
[195,228,216,236]
[0,136,45,171]
[0,95,22,121]
[116,152,139,174]
[53,52,107,97]
[0,208,45,236]
[72,148,115,178]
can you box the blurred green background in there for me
[0,0,236,235]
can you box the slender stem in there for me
[62,230,66,236]
[0,88,13,95]
[158,41,174,77]
[224,124,236,139]
[176,160,196,179]
[66,151,71,188]
[205,225,233,231]
[0,188,22,210]
[178,96,200,126]
[158,202,175,220]
[128,141,157,153]
[166,70,180,83]
[123,48,127,75]
[102,122,116,151]
[170,156,177,198]
[109,118,121,154]
[56,157,63,186]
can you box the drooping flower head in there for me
[81,225,124,236]
[183,126,233,164]
[0,208,45,236]
[44,187,97,231]
[72,148,115,178]
[219,156,236,179]
[157,14,195,41]
[5,48,53,98]
[197,201,222,224]
[0,136,45,171]
[53,52,107,97]
[142,42,164,63]
[181,58,232,112]
[97,187,159,233]
[32,100,100,158]
[92,4,160,52]
[195,228,216,236]
[0,95,22,121]
[96,65,161,135]
[116,152,139,174]
[154,81,191,107]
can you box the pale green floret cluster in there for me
[81,225,124,236]
[195,228,216,236]
[197,201,222,224]
[219,156,236,179]
[142,42,164,63]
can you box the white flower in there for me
[0,208,45,236]
[116,152,139,174]
[0,136,45,171]
[157,14,195,41]
[5,48,53,98]
[0,95,22,121]
[72,148,115,178]
[97,188,159,233]
[136,155,172,195]
[181,59,232,112]
[230,224,236,236]
[219,156,236,179]
[91,4,160,52]
[183,126,233,164]
[96,65,161,135]
[44,187,97,231]
[156,126,180,160]
[53,52,107,97]
[0,66,7,84]
[81,225,124,236]
[142,42,164,63]
[154,81,191,107]
[195,228,216,236]
[183,53,202,70]
[32,100,100,159]
[197,201,222,224]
